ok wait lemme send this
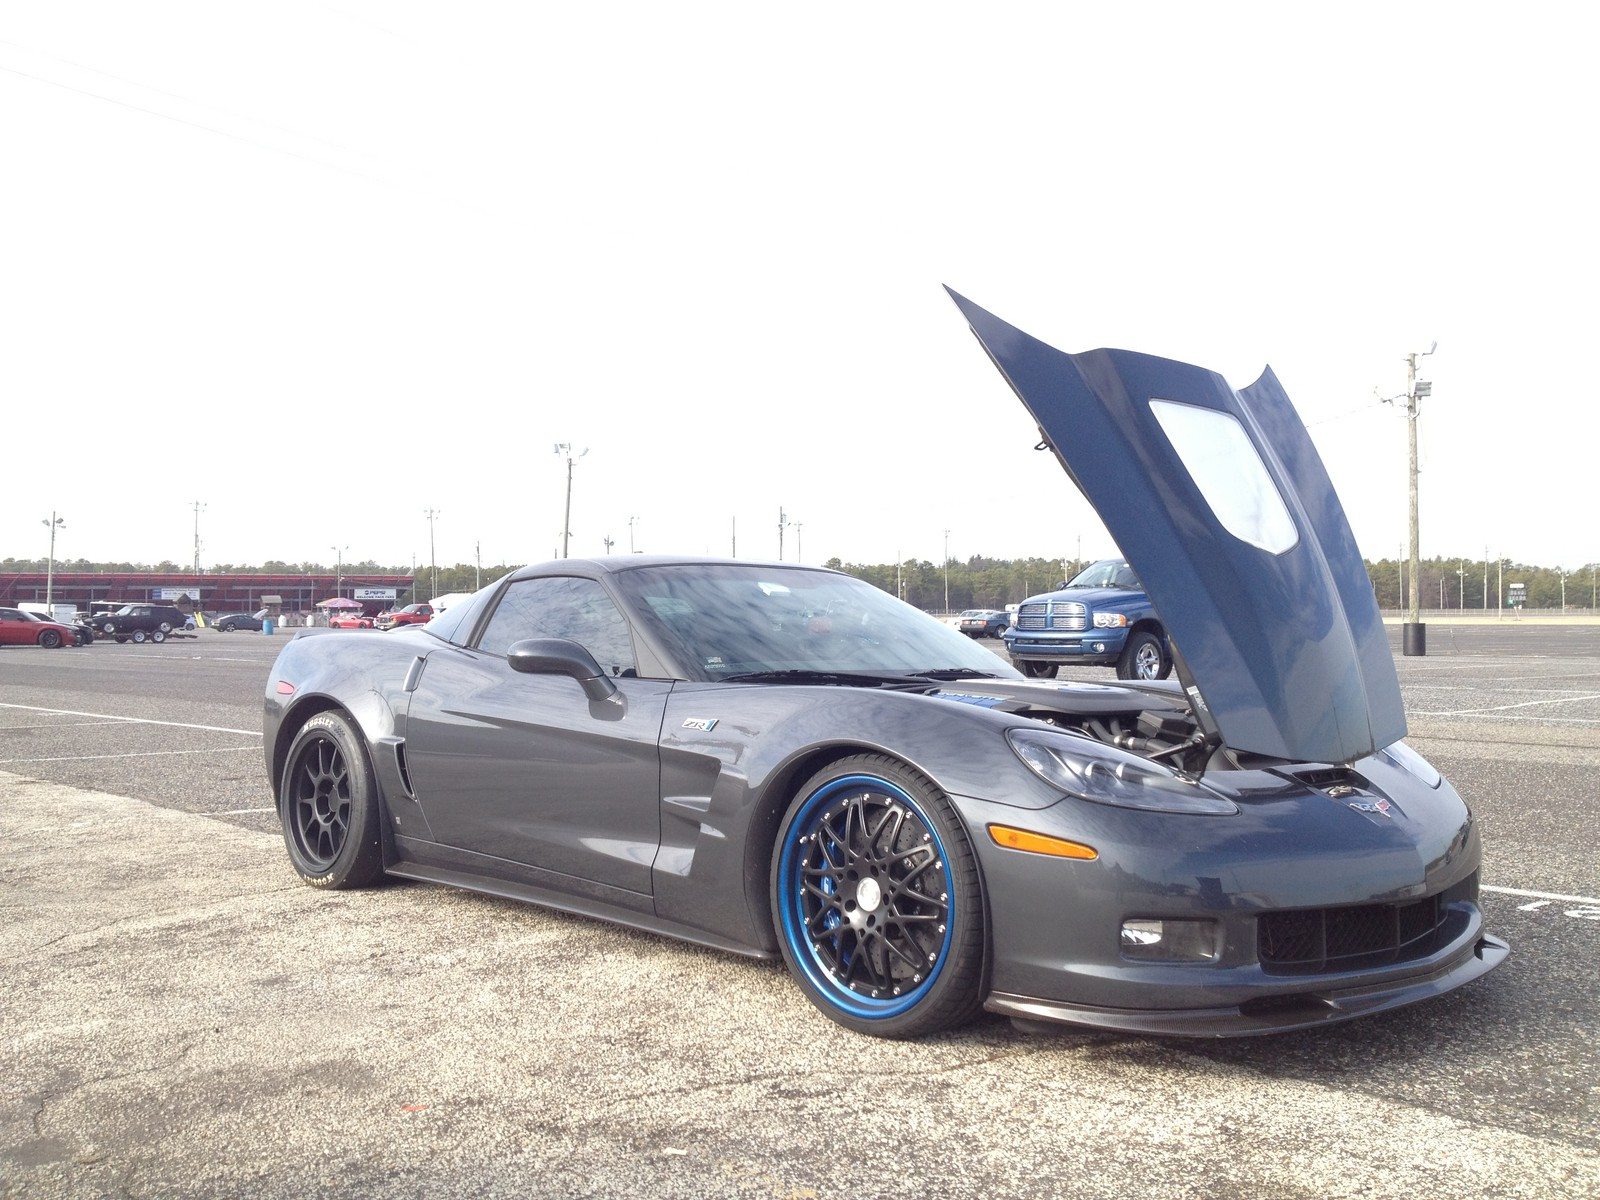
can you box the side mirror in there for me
[506,638,619,702]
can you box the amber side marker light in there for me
[988,824,1098,860]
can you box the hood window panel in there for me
[1149,399,1299,555]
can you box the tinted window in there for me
[478,577,637,677]
[610,564,1016,681]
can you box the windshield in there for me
[611,564,1018,681]
[1065,559,1140,590]
[115,605,135,615]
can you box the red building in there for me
[0,572,416,616]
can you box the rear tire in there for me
[131,630,148,644]
[278,711,385,889]
[219,620,236,632]
[151,630,167,643]
[772,753,985,1038]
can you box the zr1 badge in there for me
[682,718,718,732]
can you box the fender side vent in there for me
[393,741,415,798]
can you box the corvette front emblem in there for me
[682,718,718,732]
[1347,797,1392,816]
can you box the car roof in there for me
[507,555,842,582]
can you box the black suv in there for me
[88,604,186,643]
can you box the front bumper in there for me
[987,929,1509,1037]
[1005,629,1128,662]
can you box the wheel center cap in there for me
[856,877,882,914]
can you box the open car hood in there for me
[948,288,1404,765]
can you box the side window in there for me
[478,577,637,677]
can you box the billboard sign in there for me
[152,587,204,601]
[353,587,398,601]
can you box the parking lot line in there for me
[1419,692,1600,717]
[0,747,261,766]
[1483,885,1600,905]
[0,702,262,737]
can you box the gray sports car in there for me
[263,292,1506,1038]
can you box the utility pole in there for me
[554,444,588,558]
[1397,546,1404,614]
[1561,568,1567,613]
[332,545,347,597]
[1458,560,1466,609]
[1382,342,1435,653]
[943,529,952,616]
[628,516,638,554]
[41,512,64,607]
[475,541,481,590]
[191,500,206,574]
[731,516,737,558]
[795,523,803,564]
[423,508,440,600]
[778,507,790,560]
[602,535,615,554]
[896,547,903,600]
[1497,557,1503,618]
[1484,547,1489,611]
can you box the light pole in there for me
[475,541,481,590]
[41,512,64,607]
[332,545,348,598]
[795,523,803,564]
[191,500,206,574]
[943,529,952,616]
[554,444,588,558]
[603,535,615,554]
[1458,560,1466,609]
[778,508,791,560]
[628,515,638,554]
[423,508,440,599]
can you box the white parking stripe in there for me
[0,720,126,730]
[0,747,260,765]
[0,702,262,737]
[1419,691,1600,717]
[215,807,276,815]
[1482,884,1600,905]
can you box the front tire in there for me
[1117,630,1172,680]
[1017,659,1056,679]
[130,630,148,644]
[772,754,985,1038]
[37,630,62,649]
[278,711,385,889]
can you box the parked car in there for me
[85,603,187,643]
[1001,559,1171,680]
[375,602,433,631]
[0,607,80,649]
[19,608,94,645]
[259,290,1504,1041]
[329,612,376,629]
[958,609,1010,638]
[214,613,265,632]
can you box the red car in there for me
[375,602,433,630]
[329,612,375,630]
[0,607,78,648]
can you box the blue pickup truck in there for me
[1001,558,1172,680]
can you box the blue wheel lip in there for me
[777,773,955,1020]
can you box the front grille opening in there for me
[1257,873,1477,975]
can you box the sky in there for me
[2,3,1595,575]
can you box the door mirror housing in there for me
[506,638,619,702]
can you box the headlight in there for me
[1378,740,1442,789]
[1093,612,1128,628]
[1007,728,1239,815]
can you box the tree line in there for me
[3,553,1596,612]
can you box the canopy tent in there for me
[315,597,365,609]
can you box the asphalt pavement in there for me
[1,626,1596,1197]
